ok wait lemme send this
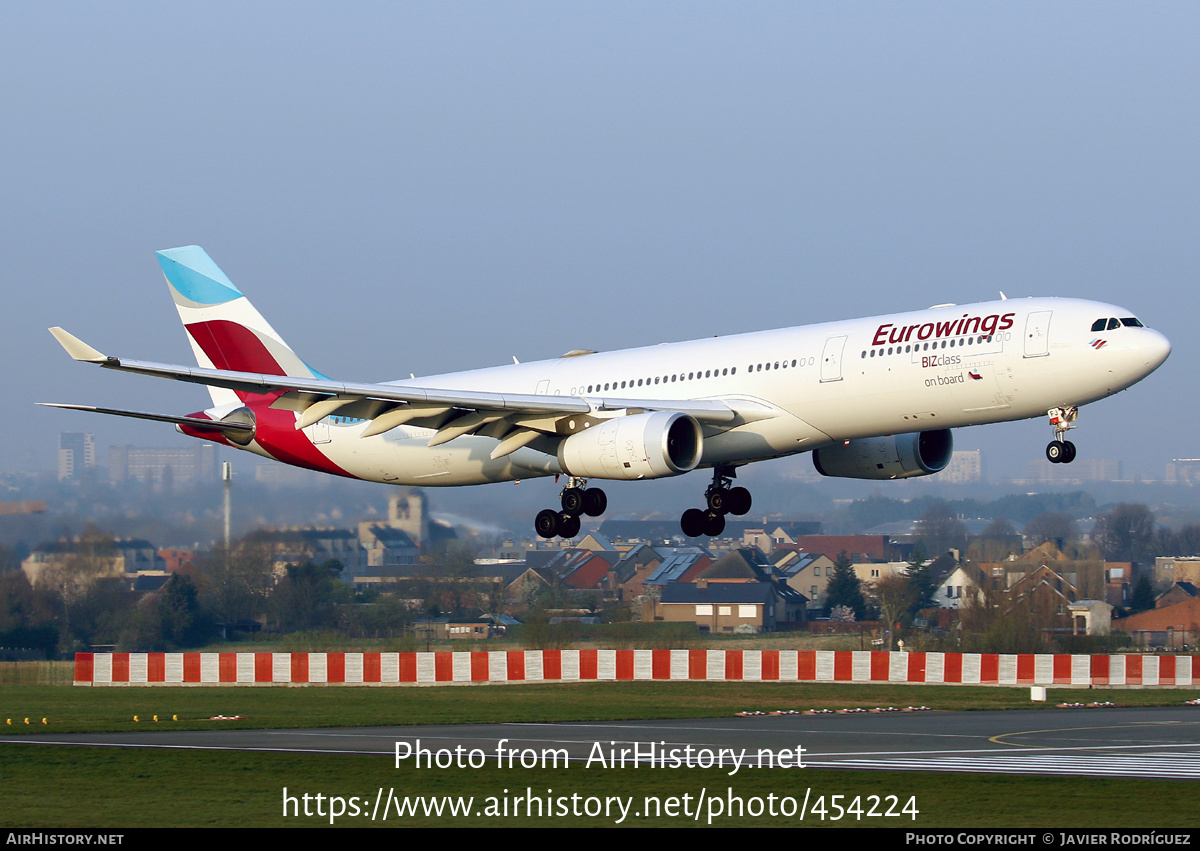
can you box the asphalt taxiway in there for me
[4,706,1200,779]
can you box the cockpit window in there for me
[1107,318,1120,331]
[1121,317,1143,327]
[1091,319,1107,332]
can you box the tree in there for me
[872,574,918,650]
[192,538,276,628]
[34,525,120,655]
[0,570,57,655]
[1024,512,1078,547]
[829,605,856,623]
[917,501,967,557]
[903,547,938,616]
[958,576,1050,654]
[981,517,1016,538]
[1168,524,1200,556]
[158,574,209,647]
[1129,576,1155,613]
[1092,504,1158,563]
[270,560,351,631]
[824,552,866,620]
[970,518,1021,562]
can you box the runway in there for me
[5,706,1200,780]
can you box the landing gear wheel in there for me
[1045,406,1079,465]
[558,513,581,539]
[691,466,747,536]
[582,488,607,517]
[702,510,726,537]
[535,509,560,539]
[727,486,752,516]
[561,487,585,515]
[681,508,706,538]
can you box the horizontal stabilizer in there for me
[37,403,255,435]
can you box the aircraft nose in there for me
[1143,328,1171,371]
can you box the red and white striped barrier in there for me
[74,650,1197,687]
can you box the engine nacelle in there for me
[558,411,703,480]
[812,429,953,480]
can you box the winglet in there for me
[48,327,108,363]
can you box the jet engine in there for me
[812,429,953,480]
[558,411,703,480]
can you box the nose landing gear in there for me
[534,477,607,539]
[680,466,752,538]
[1045,406,1078,464]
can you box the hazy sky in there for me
[4,3,1197,483]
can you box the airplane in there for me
[44,245,1171,540]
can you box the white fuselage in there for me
[292,297,1169,486]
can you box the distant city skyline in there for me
[36,432,1200,497]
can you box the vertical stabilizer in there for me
[158,246,319,406]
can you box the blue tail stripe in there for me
[157,245,243,305]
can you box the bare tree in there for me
[192,537,277,627]
[917,502,967,556]
[871,574,917,650]
[1024,512,1079,547]
[1092,503,1159,563]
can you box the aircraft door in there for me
[306,420,331,444]
[820,335,847,382]
[1024,311,1052,357]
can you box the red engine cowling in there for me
[558,411,703,480]
[812,429,953,480]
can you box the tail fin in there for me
[157,246,321,406]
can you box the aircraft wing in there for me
[47,328,745,457]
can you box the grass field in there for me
[3,744,1196,828]
[2,680,1195,733]
[2,679,1198,828]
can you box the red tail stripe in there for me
[187,320,288,376]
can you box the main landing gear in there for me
[1045,406,1078,464]
[534,477,607,539]
[680,466,752,538]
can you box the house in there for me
[612,543,666,601]
[1154,557,1200,589]
[1114,597,1200,648]
[641,551,713,588]
[933,562,990,609]
[358,525,420,568]
[736,520,821,553]
[771,551,835,611]
[684,548,774,584]
[657,579,808,633]
[22,536,165,587]
[244,527,365,579]
[1155,582,1199,609]
[979,542,1109,602]
[788,535,892,562]
[412,613,519,640]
